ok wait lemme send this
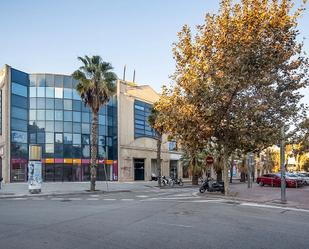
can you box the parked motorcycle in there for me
[171,177,184,187]
[199,178,224,194]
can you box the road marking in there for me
[145,196,199,201]
[157,222,192,228]
[179,199,226,203]
[11,198,28,200]
[87,198,99,201]
[121,199,134,201]
[103,198,116,201]
[240,202,309,213]
[136,195,148,198]
[68,198,82,201]
[90,195,100,198]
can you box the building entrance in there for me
[134,158,145,181]
[170,160,178,179]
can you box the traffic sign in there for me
[206,156,214,164]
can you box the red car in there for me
[256,174,298,188]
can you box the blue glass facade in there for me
[134,100,158,139]
[10,68,117,182]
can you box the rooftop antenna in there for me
[133,69,136,83]
[123,65,126,81]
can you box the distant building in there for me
[0,65,182,183]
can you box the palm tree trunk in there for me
[90,110,98,191]
[157,135,162,187]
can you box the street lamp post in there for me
[280,127,287,203]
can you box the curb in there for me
[0,189,131,199]
[196,192,309,210]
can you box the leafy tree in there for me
[73,55,117,191]
[156,0,308,195]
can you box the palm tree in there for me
[148,107,164,186]
[72,55,117,191]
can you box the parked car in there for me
[285,173,305,187]
[294,173,309,185]
[256,173,301,188]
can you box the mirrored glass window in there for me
[55,121,63,132]
[82,123,90,134]
[12,82,27,97]
[82,134,90,144]
[64,76,72,88]
[36,74,46,87]
[73,100,81,111]
[82,112,90,123]
[45,75,54,87]
[64,99,72,110]
[11,130,27,143]
[37,98,45,109]
[45,121,54,132]
[55,75,63,88]
[37,87,45,97]
[46,98,54,109]
[73,134,81,144]
[64,111,72,121]
[29,75,36,86]
[12,107,27,120]
[82,145,90,158]
[73,112,81,122]
[55,99,63,109]
[64,133,72,144]
[99,115,106,125]
[55,133,63,143]
[46,87,54,98]
[63,89,72,99]
[73,123,81,133]
[46,110,54,121]
[11,118,27,132]
[55,88,63,98]
[30,87,36,97]
[63,122,72,133]
[72,90,80,100]
[46,133,54,143]
[45,144,54,154]
[55,110,63,121]
[30,98,36,109]
[37,110,45,120]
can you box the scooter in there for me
[199,178,225,194]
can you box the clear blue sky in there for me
[1,0,308,101]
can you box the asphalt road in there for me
[0,188,308,249]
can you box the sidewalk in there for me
[204,182,309,210]
[0,181,159,199]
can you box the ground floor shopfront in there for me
[11,159,118,182]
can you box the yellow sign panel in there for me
[64,158,73,164]
[73,159,81,164]
[105,160,113,164]
[45,158,54,164]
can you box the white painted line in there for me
[11,198,28,200]
[121,199,134,201]
[240,202,309,213]
[90,195,99,198]
[103,198,116,201]
[87,198,99,201]
[68,198,82,201]
[157,222,192,228]
[179,199,226,203]
[136,195,149,198]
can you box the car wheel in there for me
[259,182,264,186]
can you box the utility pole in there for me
[280,127,287,203]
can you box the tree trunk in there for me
[90,111,98,191]
[157,135,162,187]
[223,146,229,196]
[191,155,199,185]
[229,155,234,183]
